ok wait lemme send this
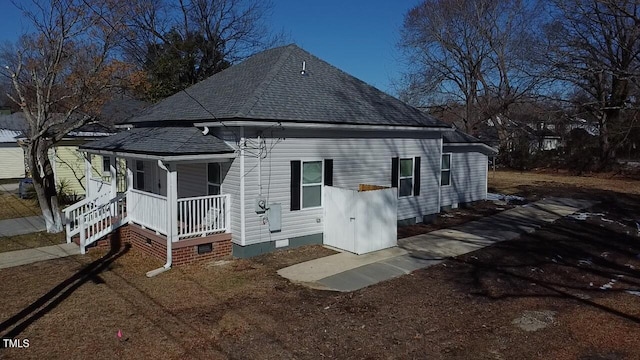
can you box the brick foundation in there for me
[75,224,233,266]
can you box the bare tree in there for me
[1,0,135,232]
[547,0,640,168]
[109,0,283,100]
[399,0,549,143]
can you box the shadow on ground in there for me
[0,238,130,343]
[447,187,640,324]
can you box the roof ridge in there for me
[236,44,296,118]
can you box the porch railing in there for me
[64,191,112,243]
[127,189,168,235]
[79,192,128,254]
[177,194,230,239]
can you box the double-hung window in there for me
[134,160,145,190]
[207,163,221,195]
[301,161,322,208]
[399,158,414,197]
[392,157,421,197]
[102,156,111,176]
[441,154,451,186]
[290,159,333,211]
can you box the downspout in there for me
[437,136,443,213]
[146,160,173,277]
[240,127,246,246]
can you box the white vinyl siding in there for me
[239,133,442,246]
[177,163,206,198]
[439,150,488,207]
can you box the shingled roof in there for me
[126,44,450,128]
[81,127,234,156]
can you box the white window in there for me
[207,163,221,195]
[135,160,145,190]
[399,158,413,197]
[441,154,451,186]
[302,161,322,208]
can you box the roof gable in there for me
[128,44,448,128]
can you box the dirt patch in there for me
[512,310,556,332]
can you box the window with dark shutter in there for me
[290,161,301,211]
[391,157,399,188]
[413,157,421,196]
[324,159,333,187]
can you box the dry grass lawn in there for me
[0,232,66,253]
[489,169,640,196]
[0,193,41,220]
[1,171,640,359]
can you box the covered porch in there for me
[63,127,237,258]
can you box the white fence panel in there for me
[323,186,356,253]
[323,186,397,255]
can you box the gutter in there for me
[146,160,172,277]
[443,142,499,155]
[194,120,455,132]
[79,149,236,162]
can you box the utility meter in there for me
[255,197,267,213]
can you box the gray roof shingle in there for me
[443,129,484,143]
[80,127,234,155]
[127,44,450,128]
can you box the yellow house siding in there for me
[54,145,87,196]
[0,147,26,179]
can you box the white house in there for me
[66,44,497,269]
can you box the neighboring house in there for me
[0,113,29,179]
[1,96,147,193]
[68,44,497,267]
[45,124,119,196]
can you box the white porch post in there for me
[109,156,117,197]
[126,159,134,224]
[167,163,178,243]
[146,160,176,277]
[109,156,117,216]
[225,194,231,233]
[84,153,92,198]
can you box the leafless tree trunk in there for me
[1,0,133,232]
[547,0,640,169]
[399,0,549,144]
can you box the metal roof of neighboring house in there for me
[80,127,234,155]
[126,44,450,129]
[0,113,114,139]
[0,129,21,143]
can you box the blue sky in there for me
[0,0,420,95]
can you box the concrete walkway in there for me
[0,243,80,270]
[278,197,594,292]
[0,216,47,237]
